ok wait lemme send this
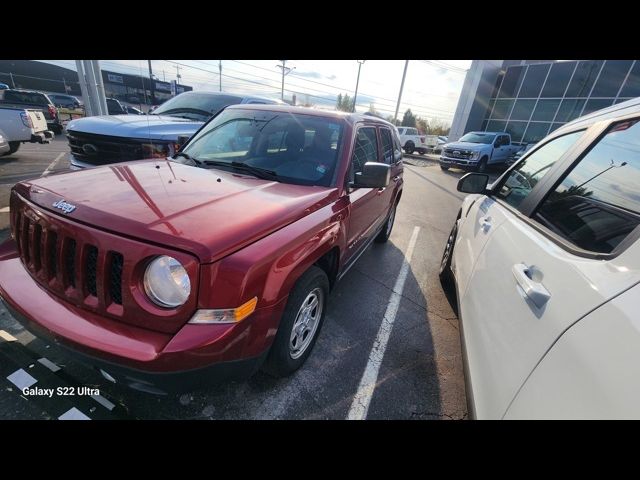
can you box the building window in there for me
[590,60,633,98]
[486,120,506,132]
[540,61,576,98]
[506,121,527,143]
[619,61,640,98]
[491,99,514,120]
[555,98,587,123]
[565,60,604,97]
[510,99,537,121]
[581,98,614,116]
[498,66,526,98]
[531,99,561,122]
[518,63,551,98]
[522,122,551,144]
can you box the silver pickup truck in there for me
[0,106,53,156]
[439,131,523,172]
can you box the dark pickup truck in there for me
[0,104,404,394]
[0,89,63,134]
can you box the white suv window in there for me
[534,118,640,254]
[496,130,584,209]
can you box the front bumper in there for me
[30,131,53,144]
[0,240,286,393]
[440,155,479,168]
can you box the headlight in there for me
[144,256,191,308]
[470,151,480,160]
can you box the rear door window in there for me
[495,130,584,209]
[534,119,640,254]
[380,127,394,164]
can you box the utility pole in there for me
[219,61,222,92]
[394,60,409,125]
[9,72,15,88]
[148,60,157,106]
[163,70,166,82]
[276,60,295,102]
[353,60,365,113]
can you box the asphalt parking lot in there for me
[0,140,501,420]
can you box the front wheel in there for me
[4,142,20,156]
[476,157,488,173]
[404,142,415,154]
[262,266,329,377]
[440,164,449,171]
[439,217,458,283]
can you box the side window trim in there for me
[348,124,379,188]
[492,117,640,259]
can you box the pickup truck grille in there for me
[443,149,473,159]
[66,131,152,165]
[13,206,124,308]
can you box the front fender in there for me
[198,196,349,311]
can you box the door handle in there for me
[392,175,400,182]
[479,216,492,231]
[512,263,551,309]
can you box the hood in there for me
[443,141,488,150]
[16,160,338,263]
[66,115,204,141]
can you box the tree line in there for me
[334,93,450,136]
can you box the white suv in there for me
[396,126,427,154]
[440,97,640,419]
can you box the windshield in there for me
[459,132,496,144]
[152,92,243,120]
[180,109,344,187]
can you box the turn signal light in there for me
[188,297,258,324]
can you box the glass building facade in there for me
[480,60,640,145]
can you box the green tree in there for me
[335,93,353,112]
[401,109,417,127]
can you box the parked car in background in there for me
[66,91,282,169]
[505,143,534,167]
[0,83,9,90]
[439,97,640,419]
[0,105,404,394]
[0,106,53,156]
[439,131,521,172]
[124,105,144,115]
[49,93,83,110]
[0,89,63,134]
[106,98,127,115]
[0,129,9,156]
[396,126,429,154]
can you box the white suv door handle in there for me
[512,263,551,309]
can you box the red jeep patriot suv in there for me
[0,105,404,394]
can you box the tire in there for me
[440,164,449,171]
[262,266,329,377]
[6,142,20,155]
[375,202,397,243]
[476,157,488,173]
[404,141,415,154]
[439,215,459,284]
[418,149,425,155]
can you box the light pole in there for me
[276,60,295,101]
[219,61,222,92]
[576,159,627,189]
[394,60,409,125]
[352,60,365,113]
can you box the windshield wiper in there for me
[153,107,212,118]
[201,160,279,180]
[172,151,203,166]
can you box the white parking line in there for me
[58,407,91,420]
[41,152,65,177]
[37,357,61,372]
[7,368,37,390]
[347,226,421,420]
[0,330,17,341]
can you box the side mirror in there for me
[353,162,390,189]
[176,135,190,148]
[457,173,489,193]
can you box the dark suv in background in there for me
[49,94,83,110]
[0,89,63,134]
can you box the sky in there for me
[39,60,472,125]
